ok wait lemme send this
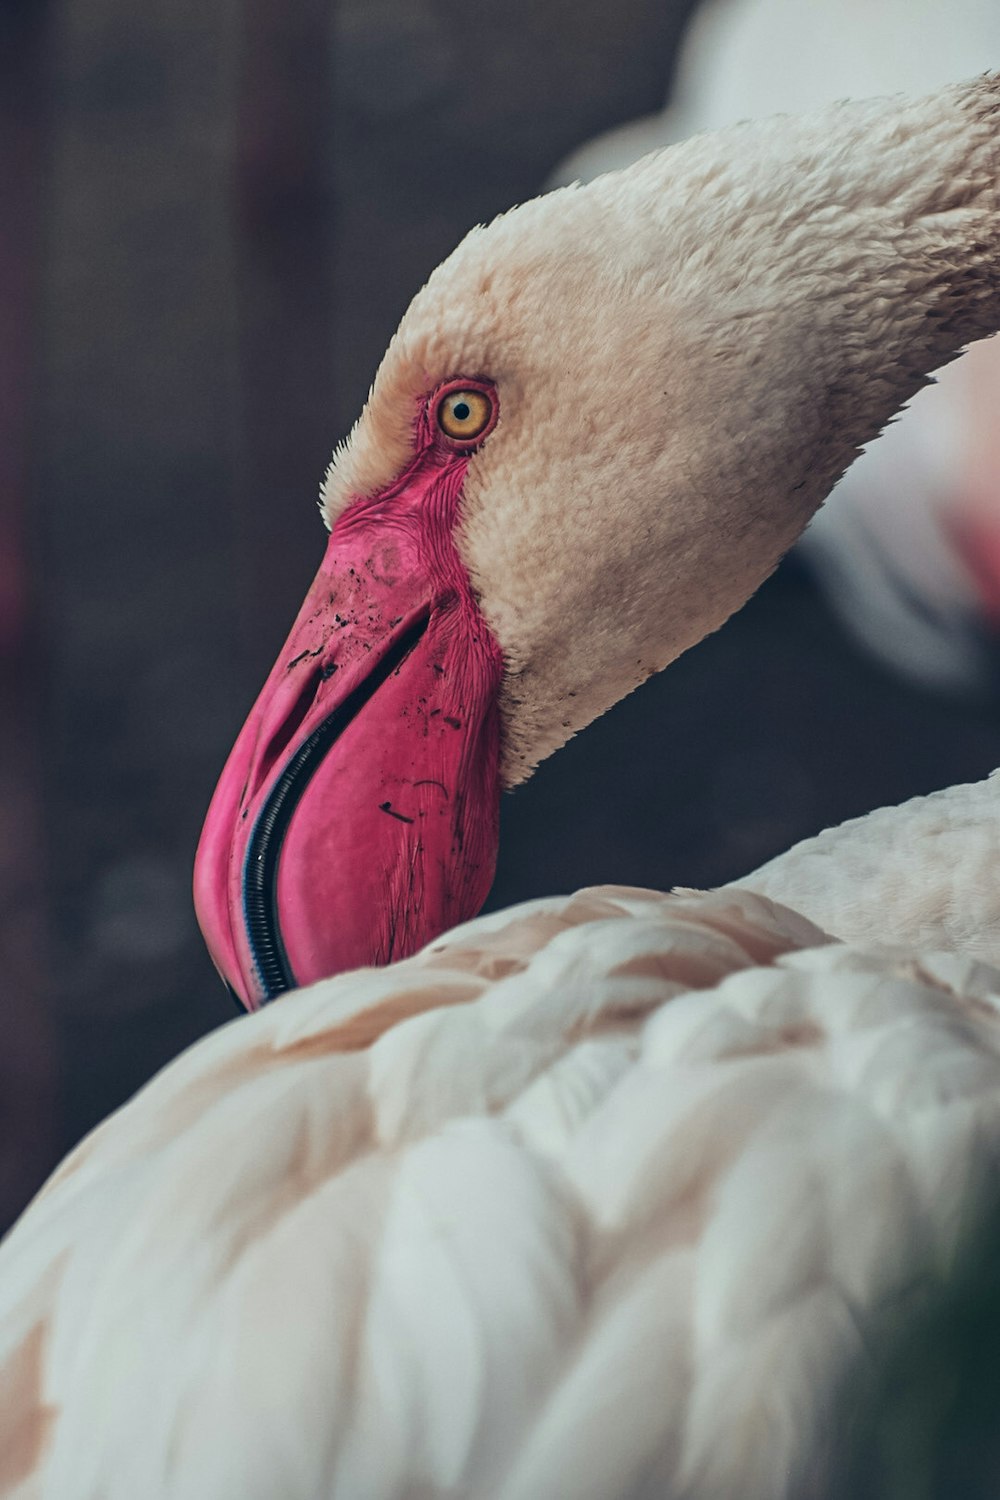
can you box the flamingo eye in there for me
[437,388,494,443]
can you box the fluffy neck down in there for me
[324,76,1000,781]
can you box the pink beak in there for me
[194,445,503,1010]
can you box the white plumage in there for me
[553,0,1000,693]
[3,74,1000,1498]
[744,772,1000,964]
[5,872,1000,1498]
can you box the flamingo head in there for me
[195,76,1000,1009]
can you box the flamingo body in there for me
[4,882,1000,1497]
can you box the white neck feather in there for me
[323,76,1000,781]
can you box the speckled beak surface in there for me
[194,451,503,1010]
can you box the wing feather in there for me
[3,887,1000,1497]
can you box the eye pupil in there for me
[453,402,471,421]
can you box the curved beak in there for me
[194,481,503,1010]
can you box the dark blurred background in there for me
[2,0,998,1233]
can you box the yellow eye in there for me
[437,388,494,443]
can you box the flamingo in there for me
[2,76,1000,1499]
[553,0,1000,694]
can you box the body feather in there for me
[4,885,1000,1497]
[741,771,1000,962]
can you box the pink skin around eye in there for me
[193,380,504,1011]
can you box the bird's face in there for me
[195,78,1000,1009]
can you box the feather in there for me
[5,887,1000,1496]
